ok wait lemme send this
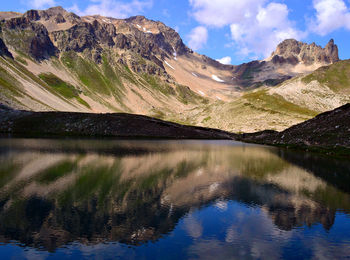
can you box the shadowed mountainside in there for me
[0,108,235,139]
[238,103,350,155]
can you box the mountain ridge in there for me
[0,6,348,133]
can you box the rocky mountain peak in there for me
[269,38,339,65]
[325,39,339,62]
[125,15,147,23]
[23,6,79,25]
[45,6,66,14]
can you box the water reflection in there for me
[0,138,349,259]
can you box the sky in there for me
[2,0,350,65]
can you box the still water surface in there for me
[0,138,349,259]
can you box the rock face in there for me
[1,17,57,60]
[228,39,340,88]
[0,38,12,58]
[24,6,77,23]
[270,39,339,65]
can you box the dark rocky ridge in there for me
[238,103,350,155]
[0,109,236,139]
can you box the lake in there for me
[0,138,349,259]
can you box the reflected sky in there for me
[0,138,349,259]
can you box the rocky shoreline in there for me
[237,103,350,156]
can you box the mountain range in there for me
[0,6,349,133]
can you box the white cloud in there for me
[187,26,208,50]
[216,56,232,65]
[189,0,305,58]
[189,0,265,28]
[311,0,350,35]
[30,0,56,9]
[70,0,153,19]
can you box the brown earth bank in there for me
[0,105,235,139]
[237,103,350,156]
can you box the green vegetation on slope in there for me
[39,73,79,99]
[176,84,208,105]
[243,89,318,117]
[61,51,111,96]
[1,28,35,58]
[101,55,125,100]
[39,72,90,108]
[0,63,22,97]
[142,74,176,97]
[302,60,350,92]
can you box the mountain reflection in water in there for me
[0,138,349,259]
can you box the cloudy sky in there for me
[2,0,350,64]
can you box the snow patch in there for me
[136,24,141,28]
[146,30,152,33]
[192,73,198,77]
[198,90,205,96]
[212,75,225,83]
[173,47,177,60]
[164,61,175,70]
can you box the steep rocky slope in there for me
[0,6,347,132]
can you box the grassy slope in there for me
[0,50,207,118]
[302,60,350,93]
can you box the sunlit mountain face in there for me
[0,138,349,259]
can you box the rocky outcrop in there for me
[23,10,40,21]
[270,39,339,65]
[1,17,57,60]
[24,6,77,24]
[125,15,189,56]
[49,13,187,68]
[0,38,12,58]
[52,22,102,52]
[229,39,340,88]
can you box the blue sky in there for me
[2,0,350,65]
